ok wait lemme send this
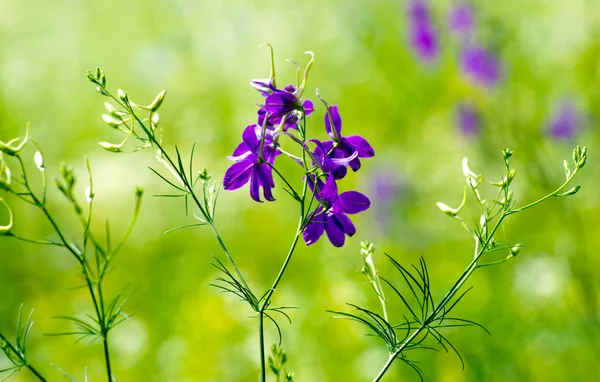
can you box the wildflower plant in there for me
[0,123,143,381]
[86,45,374,381]
[331,147,587,381]
[0,44,589,382]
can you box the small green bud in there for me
[104,102,118,115]
[117,89,128,103]
[102,114,123,128]
[557,185,580,197]
[510,244,521,256]
[148,90,166,112]
[503,148,513,160]
[151,112,160,127]
[135,186,144,199]
[199,168,212,181]
[98,142,123,153]
[60,164,75,188]
[502,169,516,186]
[436,202,459,217]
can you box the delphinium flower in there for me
[449,2,475,37]
[460,44,502,88]
[456,102,481,136]
[223,45,374,247]
[547,100,580,140]
[407,0,439,62]
[223,123,280,202]
[303,176,370,247]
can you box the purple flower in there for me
[461,45,501,87]
[408,0,439,62]
[317,105,374,179]
[456,103,480,136]
[303,176,370,247]
[258,91,314,132]
[449,3,475,37]
[548,101,580,140]
[223,124,280,202]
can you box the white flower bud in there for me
[34,151,44,172]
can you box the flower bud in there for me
[151,112,160,126]
[117,89,128,102]
[557,185,580,197]
[102,114,123,128]
[436,202,459,217]
[98,142,123,153]
[149,90,166,111]
[34,151,45,172]
[510,244,521,256]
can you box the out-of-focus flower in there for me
[303,176,371,247]
[456,103,480,136]
[548,101,580,140]
[368,168,405,234]
[460,44,501,87]
[223,124,280,202]
[408,0,439,62]
[449,3,475,37]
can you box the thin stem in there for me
[510,170,579,214]
[371,214,507,382]
[103,335,113,382]
[111,92,251,291]
[258,313,266,382]
[0,332,48,382]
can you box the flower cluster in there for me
[223,46,374,247]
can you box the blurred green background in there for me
[1,0,599,381]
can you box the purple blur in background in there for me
[548,101,580,140]
[449,3,475,37]
[456,103,480,136]
[461,45,501,87]
[408,0,439,62]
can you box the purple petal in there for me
[343,136,375,158]
[333,212,356,237]
[258,164,276,201]
[231,141,251,158]
[324,105,343,139]
[325,214,346,247]
[241,124,260,151]
[303,208,325,245]
[250,79,274,94]
[338,191,371,214]
[319,176,339,205]
[223,160,253,190]
[302,99,314,116]
[265,92,298,115]
[249,171,262,202]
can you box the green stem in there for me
[0,332,48,382]
[103,335,113,382]
[371,214,507,382]
[258,313,266,382]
